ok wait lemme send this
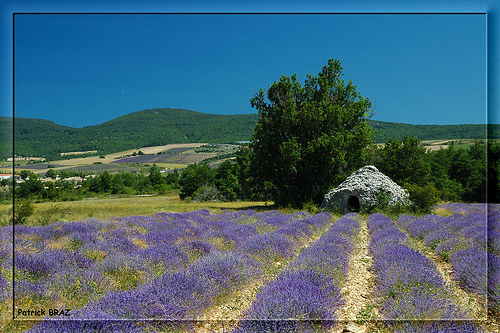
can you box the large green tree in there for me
[250,59,374,207]
[375,135,431,187]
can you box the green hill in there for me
[369,120,494,142]
[1,108,497,161]
[1,108,259,161]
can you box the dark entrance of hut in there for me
[348,195,360,212]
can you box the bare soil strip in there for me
[193,219,336,333]
[194,281,265,333]
[331,217,379,333]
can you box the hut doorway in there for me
[348,195,360,212]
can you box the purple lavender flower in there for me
[435,237,473,261]
[329,218,360,240]
[28,225,57,242]
[238,233,295,262]
[137,244,189,270]
[15,279,49,300]
[406,218,439,240]
[64,250,94,269]
[423,229,454,250]
[442,214,472,233]
[188,251,262,297]
[289,236,352,282]
[0,225,12,242]
[182,240,213,258]
[234,213,356,333]
[275,221,313,242]
[299,212,332,229]
[395,214,417,228]
[15,250,68,278]
[0,272,10,301]
[237,270,341,332]
[86,270,209,320]
[460,225,487,248]
[372,244,445,297]
[60,220,100,234]
[370,228,407,257]
[449,248,487,297]
[224,224,258,245]
[488,253,500,312]
[15,209,350,329]
[97,232,139,254]
[260,211,292,227]
[367,213,394,233]
[367,212,488,332]
[0,242,12,266]
[382,285,470,320]
[489,230,500,255]
[49,264,105,300]
[440,202,487,215]
[144,229,183,246]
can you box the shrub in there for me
[404,183,440,213]
[12,198,35,224]
[178,163,216,199]
[193,185,221,202]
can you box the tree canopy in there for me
[375,135,431,187]
[250,58,375,207]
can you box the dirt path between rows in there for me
[331,217,379,333]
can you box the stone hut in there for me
[320,165,410,213]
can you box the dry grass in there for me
[0,195,274,226]
[433,205,458,217]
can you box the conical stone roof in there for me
[320,165,410,213]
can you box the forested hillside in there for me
[1,108,497,161]
[1,109,258,161]
[370,120,494,142]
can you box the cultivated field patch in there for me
[60,164,141,174]
[16,163,70,170]
[111,153,216,165]
[60,150,98,156]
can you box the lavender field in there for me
[1,203,499,332]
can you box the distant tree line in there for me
[9,166,181,201]
[371,121,498,143]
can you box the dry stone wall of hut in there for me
[320,165,410,213]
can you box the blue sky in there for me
[1,1,496,128]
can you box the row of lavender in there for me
[23,210,333,332]
[367,213,484,333]
[233,213,360,333]
[396,203,499,314]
